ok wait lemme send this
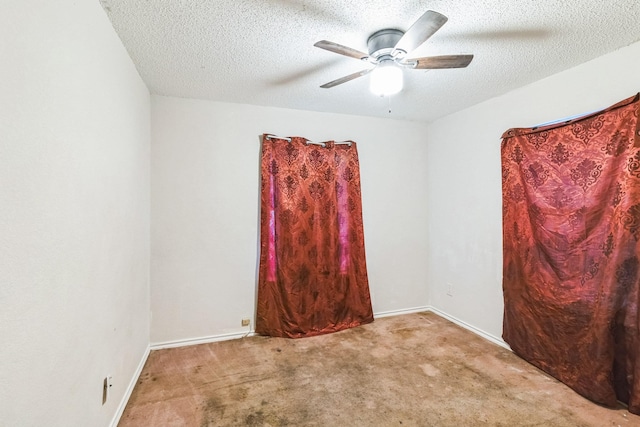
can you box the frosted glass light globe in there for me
[369,62,403,96]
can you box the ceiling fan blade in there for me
[314,40,369,61]
[393,10,448,56]
[404,54,474,69]
[320,68,373,88]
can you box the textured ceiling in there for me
[100,0,640,123]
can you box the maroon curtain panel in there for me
[501,93,640,412]
[256,135,374,338]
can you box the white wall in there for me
[0,1,150,426]
[5,2,635,421]
[426,40,640,340]
[151,96,430,344]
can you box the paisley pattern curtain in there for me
[256,135,373,338]
[501,93,640,412]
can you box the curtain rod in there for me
[265,134,352,147]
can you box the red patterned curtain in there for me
[256,135,373,338]
[501,94,640,412]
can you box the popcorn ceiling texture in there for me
[101,0,640,122]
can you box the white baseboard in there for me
[374,306,431,318]
[148,306,505,352]
[427,306,511,351]
[113,306,509,426]
[149,307,431,350]
[150,330,257,350]
[110,345,150,427]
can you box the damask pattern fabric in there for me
[501,94,640,413]
[256,135,373,338]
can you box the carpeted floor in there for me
[119,312,634,426]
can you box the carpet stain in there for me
[118,313,633,427]
[243,409,290,426]
[390,326,419,338]
[200,396,226,427]
[420,363,440,377]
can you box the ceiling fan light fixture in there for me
[315,10,471,93]
[369,61,403,96]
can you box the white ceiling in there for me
[100,0,640,123]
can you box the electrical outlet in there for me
[102,375,113,405]
[446,283,453,297]
[241,318,250,327]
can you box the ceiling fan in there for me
[314,10,473,95]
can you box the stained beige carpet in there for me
[119,312,634,426]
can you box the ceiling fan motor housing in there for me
[314,10,472,89]
[367,29,404,60]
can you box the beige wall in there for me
[426,40,640,341]
[150,96,431,344]
[0,1,150,426]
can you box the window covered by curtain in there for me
[501,94,640,412]
[256,135,373,338]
